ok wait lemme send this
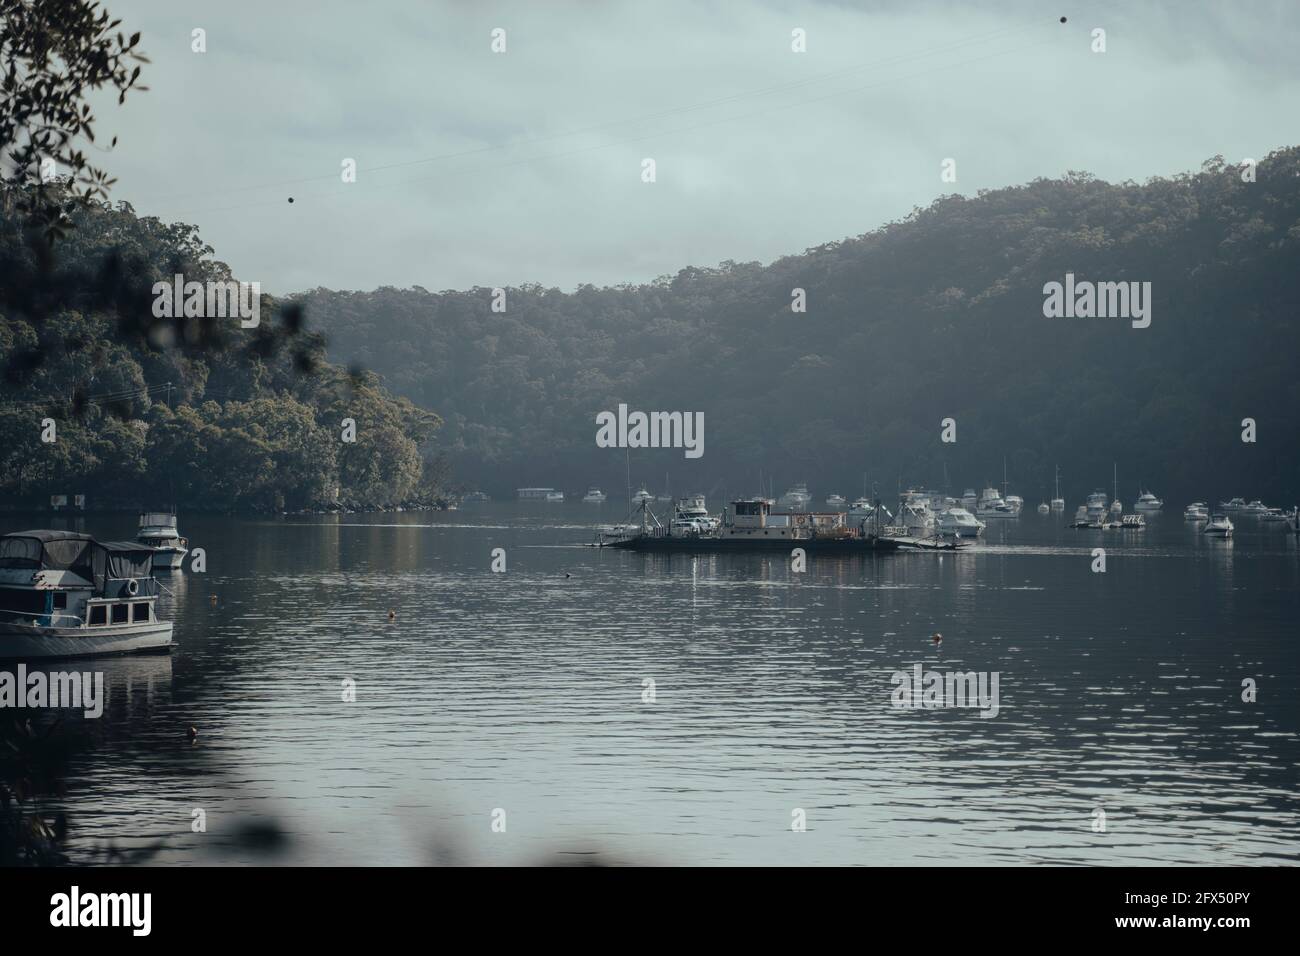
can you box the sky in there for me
[85,0,1300,295]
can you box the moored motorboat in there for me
[777,483,812,511]
[0,530,173,659]
[582,487,607,503]
[1202,514,1234,538]
[137,510,188,570]
[1134,491,1163,511]
[938,507,984,538]
[1184,502,1209,520]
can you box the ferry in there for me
[0,530,174,659]
[136,510,188,570]
[602,498,899,553]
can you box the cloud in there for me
[91,0,1300,294]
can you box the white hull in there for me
[0,620,174,660]
[151,547,188,569]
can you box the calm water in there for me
[6,505,1300,866]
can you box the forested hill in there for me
[301,149,1300,506]
[0,187,444,513]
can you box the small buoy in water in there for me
[932,632,943,646]
[287,197,294,203]
[387,609,396,621]
[187,725,198,740]
[209,594,218,606]
[1060,16,1067,23]
[563,572,572,579]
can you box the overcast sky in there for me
[90,0,1300,295]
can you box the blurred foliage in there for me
[302,151,1300,504]
[1,0,147,240]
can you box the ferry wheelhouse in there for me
[0,530,173,659]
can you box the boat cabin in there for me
[0,530,160,630]
[725,499,848,538]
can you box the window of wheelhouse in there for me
[52,592,67,610]
[131,602,150,622]
[89,604,107,626]
[111,603,129,624]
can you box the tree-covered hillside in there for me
[0,186,445,512]
[301,150,1300,507]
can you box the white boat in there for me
[136,511,188,570]
[1036,501,1050,514]
[961,489,978,509]
[1005,495,1024,515]
[825,494,846,509]
[1219,497,1247,512]
[582,488,607,503]
[545,491,565,502]
[938,507,983,538]
[977,487,1016,518]
[1183,502,1209,520]
[892,498,936,536]
[1134,491,1163,511]
[1110,498,1123,515]
[0,530,174,659]
[777,483,812,511]
[1070,505,1094,528]
[1202,514,1234,538]
[631,487,654,504]
[1242,499,1268,514]
[675,494,720,532]
[1085,491,1108,521]
[1258,507,1287,522]
[1050,466,1065,511]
